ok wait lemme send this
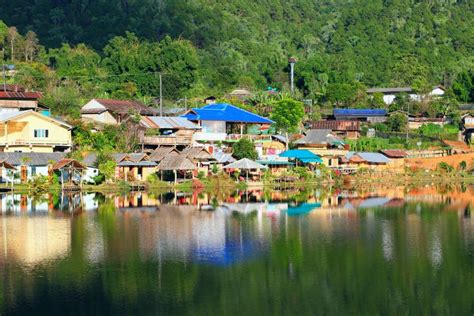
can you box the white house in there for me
[367,86,445,105]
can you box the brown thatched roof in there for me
[0,160,16,170]
[52,159,86,170]
[149,147,179,162]
[157,154,196,171]
[181,146,215,161]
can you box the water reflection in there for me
[0,183,473,314]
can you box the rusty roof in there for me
[311,120,361,131]
[82,99,158,115]
[380,149,407,158]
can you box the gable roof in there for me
[334,109,387,117]
[293,129,344,146]
[0,152,66,165]
[346,152,390,164]
[0,110,72,129]
[311,120,361,131]
[81,99,157,115]
[140,116,201,129]
[380,149,407,158]
[181,146,215,161]
[367,87,412,93]
[182,103,273,124]
[52,159,86,170]
[149,147,180,162]
[157,154,196,170]
[0,84,42,100]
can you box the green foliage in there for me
[386,113,408,132]
[437,162,454,173]
[232,138,258,160]
[98,160,116,182]
[271,98,305,134]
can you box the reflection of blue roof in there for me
[286,202,321,216]
[346,152,390,163]
[182,103,274,124]
[334,109,387,117]
[193,240,260,266]
[359,197,391,208]
[280,150,323,163]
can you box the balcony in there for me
[142,135,193,146]
[1,139,72,147]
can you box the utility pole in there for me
[2,64,6,91]
[184,96,187,111]
[406,102,410,141]
[159,73,163,116]
[289,57,297,95]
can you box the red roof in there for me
[311,120,361,131]
[81,99,157,115]
[0,84,41,100]
[380,150,407,158]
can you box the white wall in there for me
[201,120,226,133]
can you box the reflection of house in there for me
[344,152,391,171]
[311,120,361,139]
[367,86,445,105]
[294,129,347,167]
[182,103,273,142]
[0,84,44,114]
[333,108,387,123]
[81,99,157,125]
[0,110,72,152]
[0,152,65,182]
[0,217,70,265]
[113,153,157,181]
[139,116,201,148]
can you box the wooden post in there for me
[174,170,177,184]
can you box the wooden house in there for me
[0,111,72,153]
[311,120,361,139]
[81,99,157,125]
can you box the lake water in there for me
[0,184,474,315]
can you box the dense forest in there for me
[0,0,474,117]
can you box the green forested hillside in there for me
[0,0,474,115]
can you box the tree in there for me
[232,138,258,160]
[386,113,408,132]
[24,31,39,61]
[271,98,305,149]
[7,26,18,61]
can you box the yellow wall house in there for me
[0,111,72,153]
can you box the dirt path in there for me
[405,153,474,170]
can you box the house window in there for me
[34,129,49,138]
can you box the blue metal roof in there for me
[334,108,387,117]
[181,103,274,124]
[286,203,321,216]
[280,149,319,159]
[299,157,323,163]
[346,152,390,164]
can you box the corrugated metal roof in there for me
[0,110,72,128]
[182,103,273,124]
[293,130,344,146]
[141,116,201,129]
[311,120,360,131]
[334,109,387,117]
[0,152,66,165]
[367,87,412,93]
[346,152,390,164]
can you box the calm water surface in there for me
[1,184,474,315]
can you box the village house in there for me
[333,109,387,123]
[461,114,474,143]
[0,110,72,153]
[181,146,216,174]
[380,149,407,171]
[226,89,253,101]
[366,86,445,105]
[0,84,47,115]
[343,152,391,172]
[139,116,201,149]
[112,153,157,181]
[0,152,66,182]
[182,103,273,142]
[293,129,347,168]
[81,98,157,125]
[311,120,361,139]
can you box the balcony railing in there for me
[142,135,193,146]
[1,139,72,147]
